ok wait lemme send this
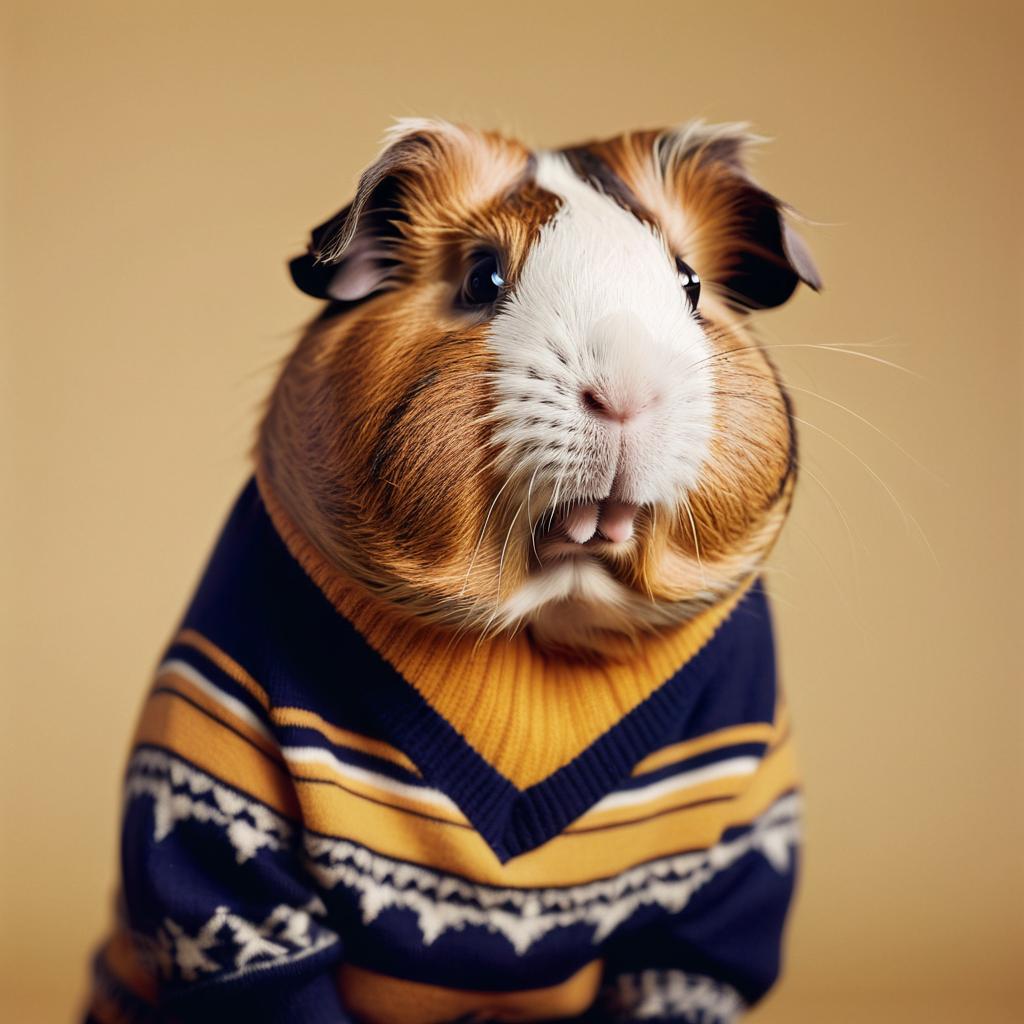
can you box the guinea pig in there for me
[263,118,819,654]
[85,119,820,1024]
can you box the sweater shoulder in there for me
[170,477,391,736]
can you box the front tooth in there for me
[597,500,639,543]
[562,502,599,544]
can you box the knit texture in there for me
[85,479,800,1024]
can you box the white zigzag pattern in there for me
[125,748,292,863]
[304,794,801,955]
[125,751,337,984]
[605,970,746,1022]
[124,749,799,959]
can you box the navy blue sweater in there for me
[86,479,800,1024]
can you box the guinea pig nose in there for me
[581,389,610,416]
[580,387,647,424]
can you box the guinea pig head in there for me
[259,119,820,651]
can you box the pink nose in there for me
[581,388,649,424]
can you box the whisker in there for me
[680,493,706,589]
[476,500,525,647]
[685,341,923,379]
[525,465,541,566]
[777,520,865,636]
[790,414,912,529]
[904,507,942,570]
[797,461,864,565]
[782,382,943,484]
[460,470,516,598]
[548,463,570,529]
[643,503,659,603]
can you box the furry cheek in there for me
[634,319,796,604]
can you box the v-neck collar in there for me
[359,598,755,861]
[245,475,767,862]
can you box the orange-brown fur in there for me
[259,121,804,652]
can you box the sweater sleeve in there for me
[113,660,351,1022]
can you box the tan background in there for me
[2,1,1022,1021]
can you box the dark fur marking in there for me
[560,146,658,226]
[370,368,441,484]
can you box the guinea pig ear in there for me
[289,142,413,303]
[656,122,822,311]
[715,183,823,311]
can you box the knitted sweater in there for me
[85,478,801,1024]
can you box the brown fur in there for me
[259,121,814,652]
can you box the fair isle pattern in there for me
[304,793,801,955]
[604,970,746,1022]
[125,748,293,863]
[139,899,337,986]
[124,749,799,960]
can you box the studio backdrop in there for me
[2,2,1021,1022]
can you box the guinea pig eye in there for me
[675,257,701,308]
[459,252,506,309]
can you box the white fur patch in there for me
[488,154,713,506]
[486,154,715,617]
